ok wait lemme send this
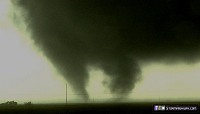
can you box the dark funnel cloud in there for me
[12,0,200,100]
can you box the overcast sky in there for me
[0,0,200,104]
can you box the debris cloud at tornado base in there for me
[12,0,200,100]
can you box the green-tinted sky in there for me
[0,0,200,104]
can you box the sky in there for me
[0,0,200,104]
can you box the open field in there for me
[0,102,199,113]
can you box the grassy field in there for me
[0,102,199,113]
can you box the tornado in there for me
[12,0,200,100]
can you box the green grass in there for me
[0,101,199,113]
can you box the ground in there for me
[0,102,198,113]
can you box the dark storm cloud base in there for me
[0,102,199,113]
[12,0,200,100]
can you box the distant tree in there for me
[24,101,32,106]
[1,101,17,106]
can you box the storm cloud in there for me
[12,0,200,100]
